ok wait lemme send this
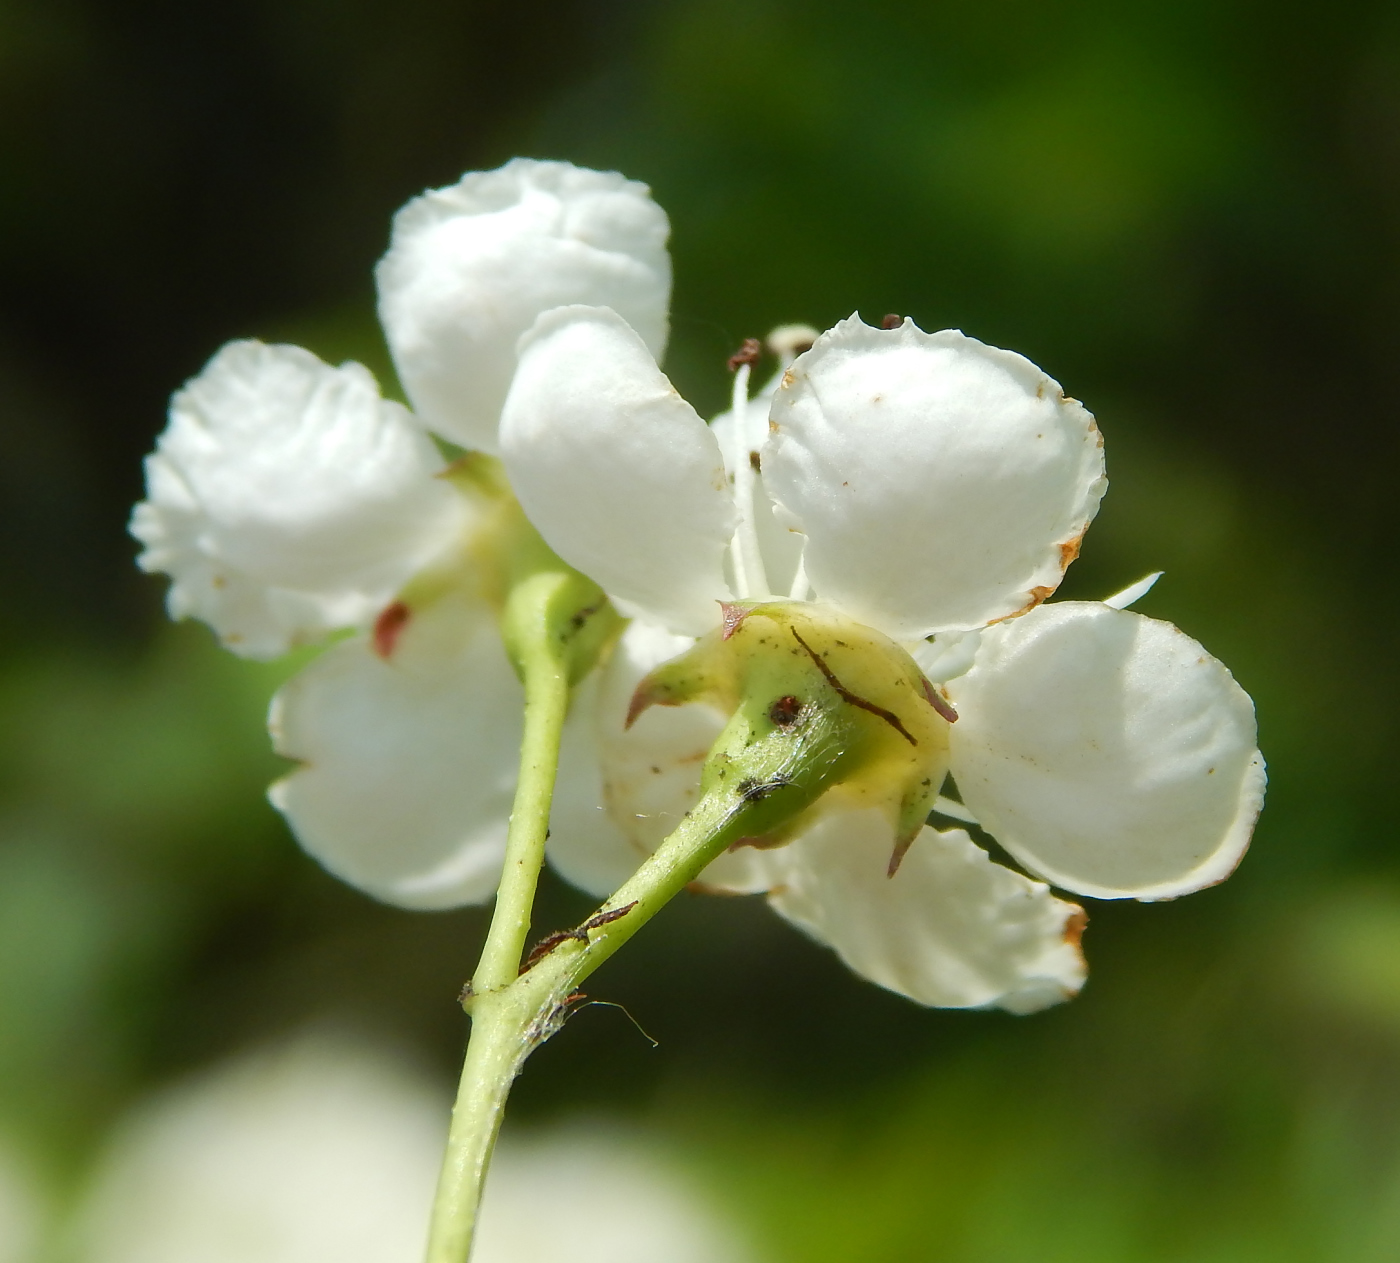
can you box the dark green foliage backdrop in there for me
[2,1,1398,1258]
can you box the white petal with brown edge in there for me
[946,602,1265,901]
[377,159,671,452]
[268,594,522,910]
[501,306,735,636]
[767,808,1086,1013]
[130,340,465,660]
[764,316,1106,639]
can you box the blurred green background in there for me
[2,0,1399,1258]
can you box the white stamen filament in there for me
[788,553,811,601]
[727,361,769,599]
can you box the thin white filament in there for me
[727,362,769,598]
[788,553,811,601]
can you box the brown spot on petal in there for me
[1058,531,1085,570]
[991,586,1056,624]
[372,601,411,659]
[1063,907,1089,952]
[780,369,795,390]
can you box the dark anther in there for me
[749,450,762,473]
[727,337,763,372]
[768,694,804,726]
[881,313,903,330]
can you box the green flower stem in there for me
[426,763,813,1263]
[424,565,590,1263]
[424,607,862,1263]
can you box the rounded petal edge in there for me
[768,809,1087,1012]
[947,602,1265,901]
[765,314,1107,638]
[377,159,672,451]
[268,594,520,909]
[501,306,734,635]
[131,340,465,659]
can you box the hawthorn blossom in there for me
[499,308,1265,1013]
[131,159,670,907]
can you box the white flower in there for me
[71,1039,758,1263]
[378,158,671,453]
[130,161,670,906]
[497,307,1264,1013]
[130,340,466,660]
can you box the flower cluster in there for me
[132,159,1264,1013]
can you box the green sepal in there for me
[630,601,951,855]
[399,453,623,688]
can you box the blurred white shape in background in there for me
[74,1037,445,1263]
[72,1035,759,1263]
[0,1139,41,1263]
[476,1128,757,1263]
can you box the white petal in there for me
[764,315,1107,638]
[909,629,983,684]
[932,796,979,825]
[548,619,775,896]
[545,671,642,899]
[130,341,466,659]
[1103,570,1163,609]
[377,159,671,452]
[768,809,1086,1013]
[501,307,734,635]
[946,602,1265,900]
[268,593,521,909]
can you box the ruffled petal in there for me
[130,341,466,660]
[500,307,734,635]
[764,315,1107,638]
[377,159,671,452]
[268,593,521,909]
[946,602,1265,900]
[767,809,1087,1013]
